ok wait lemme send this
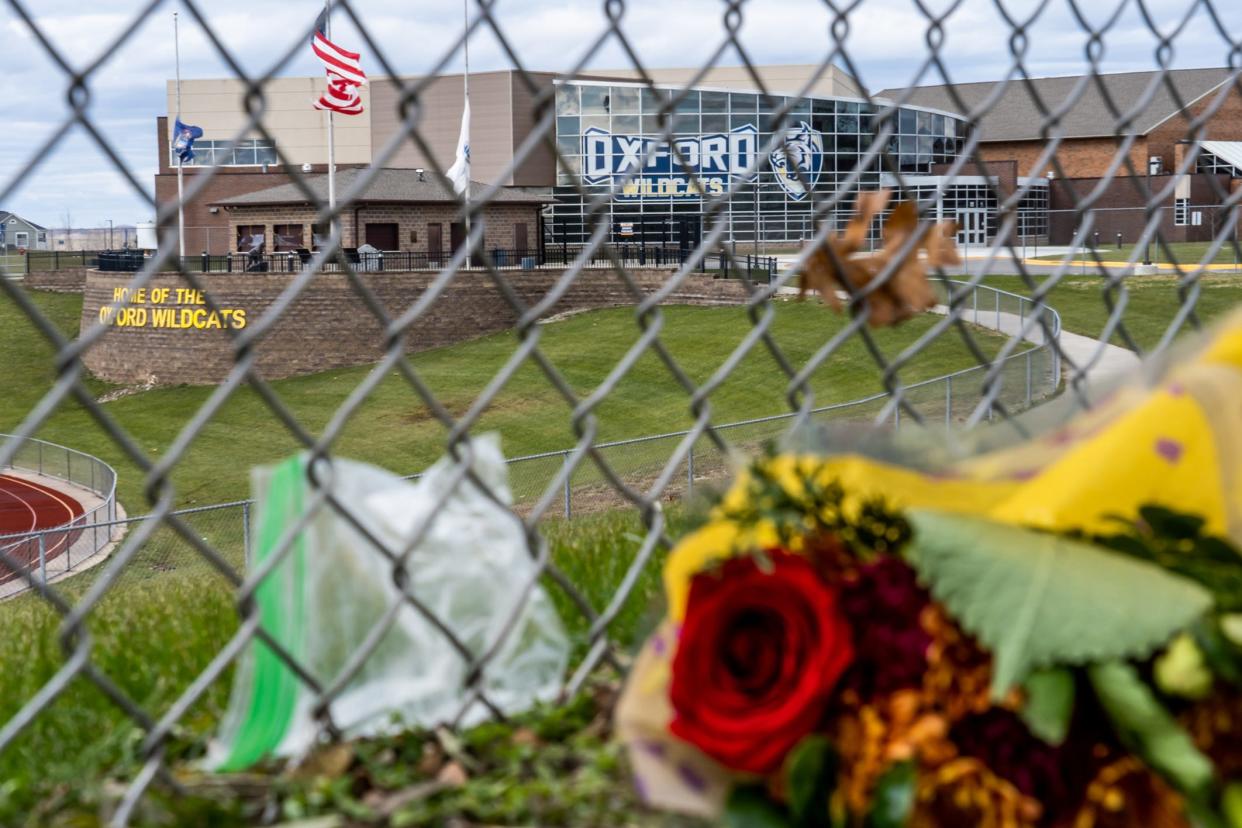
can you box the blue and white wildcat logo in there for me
[769,121,823,200]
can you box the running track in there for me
[0,474,85,584]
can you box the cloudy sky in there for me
[2,0,1239,227]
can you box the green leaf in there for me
[1222,782,1242,828]
[866,761,916,828]
[1020,668,1075,745]
[725,786,795,828]
[786,736,836,827]
[907,510,1213,696]
[1088,661,1215,797]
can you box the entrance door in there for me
[364,222,399,251]
[450,221,482,267]
[955,210,987,247]
[514,222,528,257]
[427,223,443,264]
[676,217,701,252]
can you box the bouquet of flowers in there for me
[616,317,1242,827]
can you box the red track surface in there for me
[0,474,85,583]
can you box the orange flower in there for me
[1071,757,1189,828]
[910,757,1043,828]
[830,690,952,814]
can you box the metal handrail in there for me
[0,434,120,584]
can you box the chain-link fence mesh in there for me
[2,0,1241,822]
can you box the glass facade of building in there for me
[546,80,973,246]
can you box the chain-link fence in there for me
[3,0,1241,822]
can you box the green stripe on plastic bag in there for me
[216,455,308,771]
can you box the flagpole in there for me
[174,11,185,260]
[462,0,470,241]
[325,0,337,243]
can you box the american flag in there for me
[311,9,366,115]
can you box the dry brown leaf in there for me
[436,760,469,787]
[798,189,960,328]
[285,743,355,781]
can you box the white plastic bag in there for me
[208,434,568,770]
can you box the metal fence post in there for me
[562,452,572,519]
[242,500,251,563]
[1026,350,1033,407]
[687,445,695,497]
[38,440,42,474]
[945,376,952,426]
[995,290,1001,329]
[972,288,978,324]
[38,533,46,584]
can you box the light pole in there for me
[1144,156,1155,266]
[106,219,113,250]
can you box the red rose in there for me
[668,549,854,775]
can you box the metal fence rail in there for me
[0,434,120,587]
[94,245,779,276]
[1,0,1237,823]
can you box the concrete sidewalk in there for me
[930,302,1140,387]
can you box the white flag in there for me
[446,99,471,197]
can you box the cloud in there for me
[1,0,1238,226]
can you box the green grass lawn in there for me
[1031,239,1242,268]
[3,272,1237,823]
[2,290,1008,515]
[981,272,1242,351]
[0,281,1028,821]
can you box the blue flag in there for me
[172,119,203,163]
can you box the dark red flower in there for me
[949,705,1114,822]
[838,554,932,698]
[668,549,854,775]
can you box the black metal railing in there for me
[24,249,103,273]
[94,246,779,280]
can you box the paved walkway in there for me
[928,302,1139,388]
[774,274,1140,389]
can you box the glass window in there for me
[581,84,610,113]
[555,85,580,116]
[672,113,699,133]
[729,92,757,113]
[730,111,758,129]
[702,91,729,112]
[255,144,278,165]
[701,113,729,132]
[580,115,610,132]
[557,136,579,156]
[837,113,859,134]
[556,116,579,137]
[932,114,945,138]
[236,225,265,252]
[611,114,639,133]
[788,97,811,114]
[642,113,668,134]
[611,86,639,113]
[273,224,304,252]
[641,87,670,114]
[673,90,700,113]
[899,108,917,134]
[1175,197,1189,226]
[233,145,257,165]
[312,221,330,247]
[917,109,934,134]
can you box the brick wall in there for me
[23,266,93,292]
[80,268,753,385]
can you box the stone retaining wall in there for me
[80,268,754,385]
[25,266,92,292]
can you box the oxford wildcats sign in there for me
[581,121,824,201]
[582,125,758,199]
